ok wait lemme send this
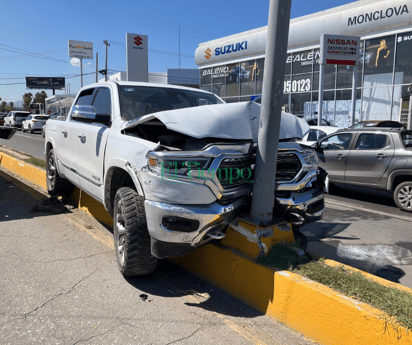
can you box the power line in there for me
[0,44,71,64]
[108,40,194,58]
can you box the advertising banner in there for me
[26,77,65,90]
[68,40,93,59]
[126,33,148,82]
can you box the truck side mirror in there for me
[71,105,97,120]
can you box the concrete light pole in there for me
[250,0,292,224]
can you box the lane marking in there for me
[325,199,412,223]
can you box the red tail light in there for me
[32,120,37,122]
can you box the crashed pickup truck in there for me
[45,81,324,276]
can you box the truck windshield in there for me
[118,85,224,121]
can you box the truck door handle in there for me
[335,154,346,159]
[78,134,86,140]
[62,130,67,135]
[376,154,387,159]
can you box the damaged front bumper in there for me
[275,169,325,226]
[145,197,245,259]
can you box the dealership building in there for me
[195,0,412,127]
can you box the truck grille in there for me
[275,153,301,182]
[217,152,301,190]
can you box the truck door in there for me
[345,132,394,185]
[75,87,111,202]
[316,133,353,182]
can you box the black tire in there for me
[394,181,412,212]
[22,127,26,133]
[46,148,74,197]
[113,187,157,276]
[28,125,33,134]
[42,130,45,138]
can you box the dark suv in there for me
[315,128,412,212]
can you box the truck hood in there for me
[122,101,310,141]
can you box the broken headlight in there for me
[147,153,209,178]
[301,146,318,165]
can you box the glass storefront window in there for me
[312,91,335,124]
[395,31,412,85]
[313,64,336,91]
[285,54,291,76]
[292,50,315,75]
[336,65,362,89]
[335,89,361,127]
[226,63,240,97]
[212,64,228,98]
[364,35,395,77]
[255,58,265,95]
[240,61,256,96]
[290,73,312,93]
[362,86,393,120]
[291,92,312,116]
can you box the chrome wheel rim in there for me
[115,201,127,266]
[47,154,56,185]
[398,186,412,209]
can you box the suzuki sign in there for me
[320,34,360,65]
[126,33,148,82]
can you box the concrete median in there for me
[1,149,411,345]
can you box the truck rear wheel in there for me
[46,148,74,197]
[394,181,412,212]
[113,187,157,276]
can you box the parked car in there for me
[304,117,334,126]
[349,120,405,129]
[298,126,343,147]
[22,115,49,134]
[0,114,5,126]
[4,111,30,129]
[45,81,324,276]
[315,128,412,212]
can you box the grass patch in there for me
[23,157,46,170]
[257,243,412,330]
[256,242,310,270]
[295,262,412,330]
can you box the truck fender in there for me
[387,170,412,191]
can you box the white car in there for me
[22,115,49,134]
[4,111,30,129]
[298,126,343,147]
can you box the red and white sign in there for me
[320,34,360,66]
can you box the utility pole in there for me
[250,0,292,223]
[179,23,181,69]
[103,40,110,81]
[96,52,99,83]
[80,58,83,87]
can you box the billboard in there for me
[126,33,148,82]
[26,77,65,90]
[68,40,93,59]
[320,34,361,65]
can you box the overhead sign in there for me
[126,33,148,82]
[26,77,65,90]
[320,34,360,65]
[68,40,93,59]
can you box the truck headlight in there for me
[301,147,318,165]
[147,153,209,178]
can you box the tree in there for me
[0,101,6,112]
[34,90,48,105]
[23,92,33,110]
[9,102,14,110]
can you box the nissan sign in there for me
[320,34,360,65]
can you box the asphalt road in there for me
[0,170,314,345]
[302,184,412,289]
[0,129,45,159]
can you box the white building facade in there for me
[196,0,412,127]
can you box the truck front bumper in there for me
[144,197,245,258]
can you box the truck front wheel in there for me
[46,148,74,197]
[113,187,158,276]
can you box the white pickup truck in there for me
[45,81,324,276]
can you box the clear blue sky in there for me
[0,0,355,104]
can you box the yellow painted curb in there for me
[0,152,47,190]
[2,151,411,344]
[173,244,412,345]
